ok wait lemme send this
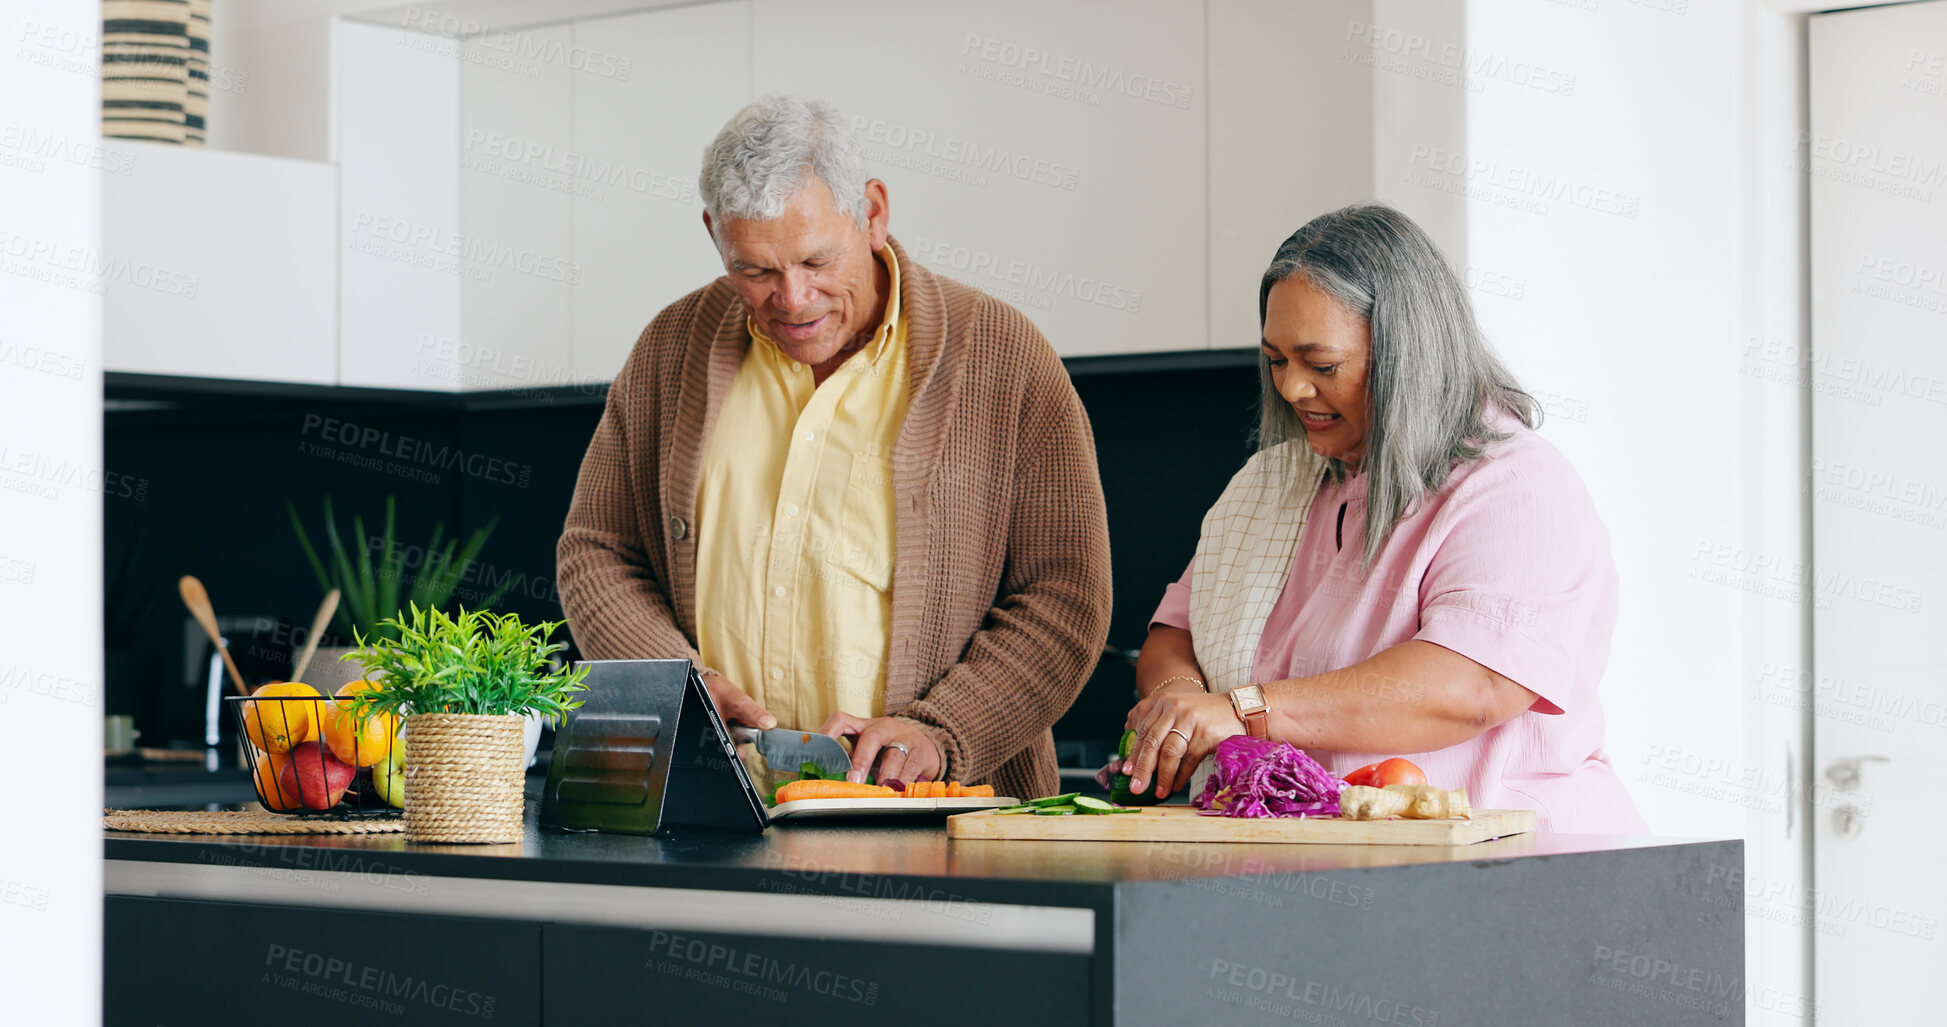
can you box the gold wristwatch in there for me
[1228,684,1270,739]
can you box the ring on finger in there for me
[885,741,911,755]
[1166,727,1191,745]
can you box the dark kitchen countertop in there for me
[106,802,1729,906]
[106,810,1743,1026]
[105,751,258,808]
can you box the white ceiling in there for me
[222,0,708,34]
[219,0,1894,33]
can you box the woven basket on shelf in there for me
[403,712,527,843]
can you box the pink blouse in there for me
[1151,416,1647,834]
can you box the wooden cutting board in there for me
[946,804,1535,846]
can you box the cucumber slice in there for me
[1029,792,1081,807]
[994,804,1036,815]
[1032,806,1077,816]
[1073,796,1116,813]
[1116,729,1137,760]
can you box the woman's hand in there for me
[1122,688,1245,800]
[818,711,943,785]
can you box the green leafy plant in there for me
[287,495,512,641]
[342,604,589,724]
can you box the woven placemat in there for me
[104,809,404,835]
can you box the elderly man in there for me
[556,95,1111,799]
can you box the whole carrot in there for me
[775,780,897,804]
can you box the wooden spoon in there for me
[178,575,250,696]
[289,589,340,684]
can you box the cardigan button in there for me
[670,517,689,541]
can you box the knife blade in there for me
[729,726,854,779]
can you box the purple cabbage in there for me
[1193,735,1343,818]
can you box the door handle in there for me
[1825,756,1888,839]
[1824,754,1889,792]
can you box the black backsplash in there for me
[104,354,1261,754]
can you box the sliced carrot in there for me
[775,780,896,804]
[933,781,947,798]
[964,784,994,798]
[947,782,963,798]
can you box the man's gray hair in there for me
[699,94,870,230]
[1256,202,1539,570]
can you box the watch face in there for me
[1234,685,1267,713]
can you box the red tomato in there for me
[1341,758,1427,788]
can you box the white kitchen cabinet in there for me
[751,0,1206,358]
[570,2,752,383]
[455,24,578,391]
[103,142,337,384]
[335,18,463,390]
[1207,0,1374,353]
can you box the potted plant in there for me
[287,495,512,693]
[343,604,588,843]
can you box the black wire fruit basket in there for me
[226,692,403,818]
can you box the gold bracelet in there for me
[1153,674,1207,693]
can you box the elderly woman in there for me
[1117,203,1644,834]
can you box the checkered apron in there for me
[1183,442,1325,795]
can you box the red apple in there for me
[277,741,356,810]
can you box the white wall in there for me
[1465,0,1751,836]
[1457,2,1812,1022]
[1741,7,1817,1023]
[0,0,105,1023]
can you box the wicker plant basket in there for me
[403,712,527,843]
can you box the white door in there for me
[1809,3,1947,1022]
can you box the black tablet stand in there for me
[540,659,771,836]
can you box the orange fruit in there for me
[252,748,302,811]
[241,682,323,754]
[320,680,395,768]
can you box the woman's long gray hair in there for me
[1257,202,1538,570]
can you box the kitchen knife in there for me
[728,726,854,779]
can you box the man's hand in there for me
[700,673,775,730]
[818,711,942,785]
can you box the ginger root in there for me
[1338,784,1471,821]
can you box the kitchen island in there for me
[105,814,1742,1026]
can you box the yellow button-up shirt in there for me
[693,246,910,735]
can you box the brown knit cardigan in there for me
[556,237,1112,800]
